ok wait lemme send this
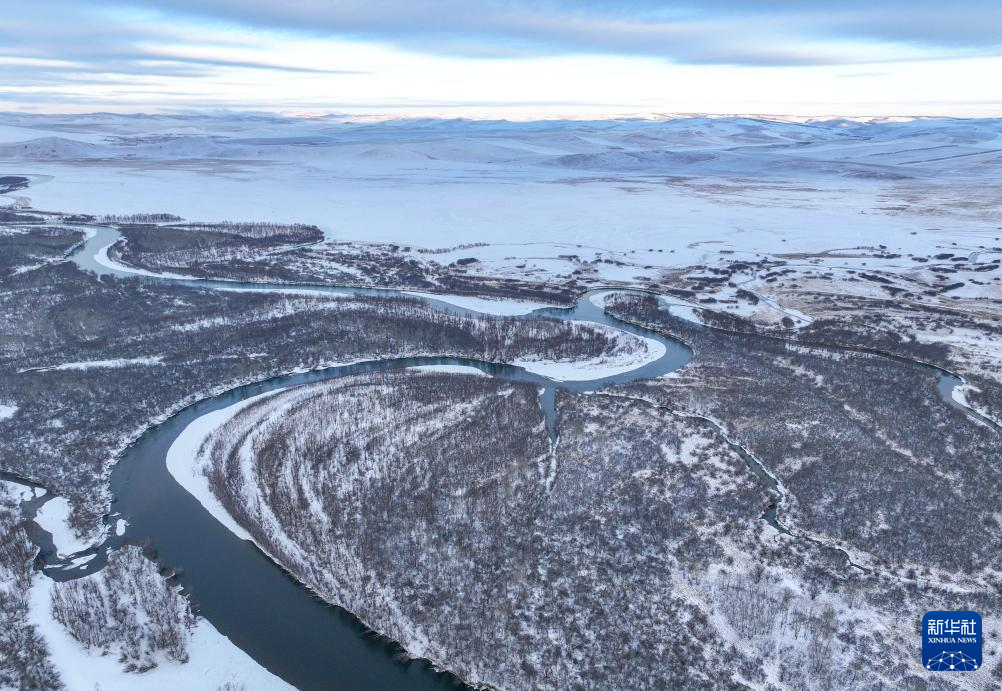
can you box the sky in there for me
[3,0,1002,117]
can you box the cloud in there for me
[3,1,999,92]
[0,2,358,87]
[102,0,1002,65]
[2,1,999,116]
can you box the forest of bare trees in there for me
[604,293,1002,574]
[0,240,641,535]
[186,367,1001,689]
[50,545,196,672]
[0,484,61,690]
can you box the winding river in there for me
[35,225,696,691]
[12,221,998,690]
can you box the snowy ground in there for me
[4,112,1002,690]
[3,114,1000,286]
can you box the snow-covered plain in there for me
[3,113,1001,283]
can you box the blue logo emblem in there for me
[922,611,981,671]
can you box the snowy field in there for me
[2,113,1001,279]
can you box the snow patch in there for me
[952,382,978,407]
[403,291,557,316]
[62,553,97,570]
[663,302,708,326]
[19,356,163,374]
[34,496,92,557]
[409,365,490,377]
[0,403,18,420]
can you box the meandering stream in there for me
[9,221,996,690]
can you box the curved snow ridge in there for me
[165,389,286,542]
